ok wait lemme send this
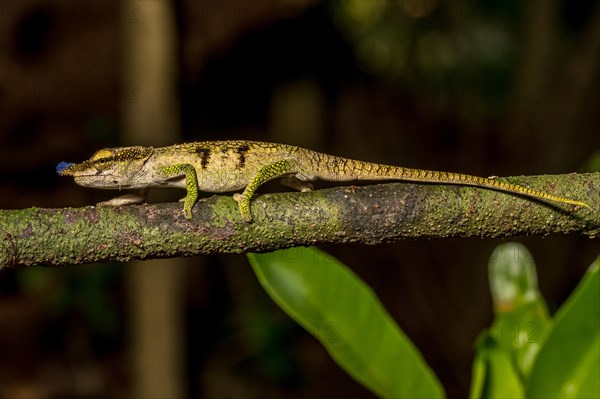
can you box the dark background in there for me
[0,0,599,397]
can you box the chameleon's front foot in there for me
[233,193,253,223]
[160,163,199,220]
[178,196,195,219]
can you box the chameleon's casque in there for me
[57,140,590,221]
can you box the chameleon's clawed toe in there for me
[240,209,253,223]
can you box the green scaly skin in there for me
[57,140,591,222]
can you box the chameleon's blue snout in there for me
[56,161,74,175]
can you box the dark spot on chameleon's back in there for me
[194,147,211,169]
[236,144,250,168]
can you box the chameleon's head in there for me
[57,146,154,189]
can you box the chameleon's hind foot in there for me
[233,193,253,223]
[176,195,195,219]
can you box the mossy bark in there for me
[1,172,598,267]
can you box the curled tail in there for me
[309,155,590,209]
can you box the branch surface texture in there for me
[1,173,598,267]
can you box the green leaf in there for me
[470,335,525,399]
[488,243,546,312]
[486,243,551,380]
[247,247,444,399]
[527,257,600,398]
[470,242,555,398]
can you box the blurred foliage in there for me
[248,247,444,398]
[249,244,598,398]
[331,0,518,118]
[486,243,550,379]
[526,256,599,398]
[472,244,599,398]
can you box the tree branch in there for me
[2,172,598,267]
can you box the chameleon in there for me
[56,140,590,222]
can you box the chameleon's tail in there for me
[316,158,590,209]
[396,167,589,208]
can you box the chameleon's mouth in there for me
[73,175,128,189]
[57,161,125,186]
[56,161,99,176]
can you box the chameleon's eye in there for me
[90,149,114,171]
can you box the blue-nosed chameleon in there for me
[56,140,590,222]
